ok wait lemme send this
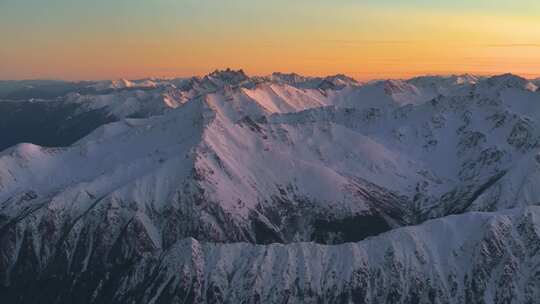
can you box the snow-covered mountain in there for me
[1,70,540,303]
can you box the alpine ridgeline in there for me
[2,70,540,303]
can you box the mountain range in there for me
[2,69,540,303]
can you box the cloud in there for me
[484,43,540,48]
[326,40,415,45]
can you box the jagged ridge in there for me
[2,70,540,303]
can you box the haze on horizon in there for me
[1,0,540,81]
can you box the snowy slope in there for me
[108,207,540,304]
[3,205,540,303]
[2,71,540,303]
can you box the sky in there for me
[1,0,540,80]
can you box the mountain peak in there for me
[485,73,536,91]
[270,72,304,80]
[269,72,357,90]
[407,74,479,88]
[382,79,418,95]
[206,68,249,84]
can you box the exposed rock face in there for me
[2,71,540,303]
[3,208,540,304]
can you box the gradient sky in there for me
[1,0,540,80]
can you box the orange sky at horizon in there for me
[1,1,540,81]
